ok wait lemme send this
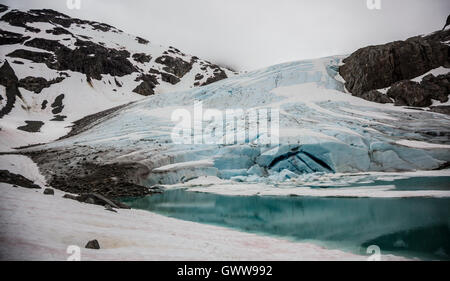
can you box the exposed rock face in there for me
[136,36,149,44]
[0,29,29,45]
[387,73,450,107]
[45,27,72,36]
[0,4,7,13]
[431,105,450,115]
[339,29,450,101]
[132,53,151,63]
[1,9,119,33]
[17,120,45,132]
[387,80,432,107]
[201,69,228,86]
[359,90,393,104]
[19,76,65,94]
[149,69,180,85]
[420,73,450,103]
[51,94,65,114]
[155,55,193,78]
[0,60,22,118]
[0,170,41,189]
[7,49,54,64]
[13,38,137,80]
[443,15,450,30]
[133,74,159,96]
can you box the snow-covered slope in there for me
[0,5,234,151]
[0,154,410,261]
[32,55,450,188]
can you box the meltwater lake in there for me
[123,176,450,260]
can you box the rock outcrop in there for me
[386,73,450,107]
[339,28,450,108]
[0,60,22,118]
[0,170,41,189]
[19,76,65,94]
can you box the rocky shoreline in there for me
[1,102,161,208]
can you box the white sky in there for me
[2,0,449,71]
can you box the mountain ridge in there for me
[0,4,235,151]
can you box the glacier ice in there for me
[41,56,450,185]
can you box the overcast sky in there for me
[2,0,449,71]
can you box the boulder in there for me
[85,239,100,249]
[43,188,54,195]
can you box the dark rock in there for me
[358,90,393,104]
[133,74,158,96]
[387,80,431,107]
[0,4,7,13]
[0,60,22,118]
[56,39,136,80]
[85,239,100,250]
[114,78,122,87]
[51,94,65,114]
[0,29,30,45]
[385,73,450,107]
[104,204,117,213]
[430,105,450,115]
[339,29,450,97]
[155,55,192,78]
[136,36,149,44]
[194,73,204,81]
[420,73,450,103]
[133,81,155,96]
[7,49,54,64]
[0,170,41,189]
[148,68,180,84]
[161,72,180,85]
[17,120,45,132]
[45,27,72,36]
[43,188,54,195]
[62,192,130,209]
[41,100,48,110]
[443,14,450,31]
[18,76,65,94]
[10,38,136,80]
[24,37,66,53]
[201,70,228,86]
[50,115,67,121]
[1,9,117,33]
[132,53,151,63]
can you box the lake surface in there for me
[123,187,450,260]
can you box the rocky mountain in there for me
[0,4,234,151]
[339,27,450,113]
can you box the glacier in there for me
[39,56,450,186]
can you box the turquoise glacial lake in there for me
[123,183,450,260]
